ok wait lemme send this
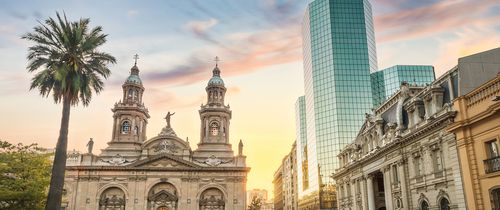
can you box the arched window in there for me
[420,200,429,210]
[439,198,450,210]
[491,188,500,210]
[199,188,225,210]
[99,187,126,210]
[122,121,130,134]
[210,122,219,136]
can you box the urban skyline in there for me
[1,0,500,195]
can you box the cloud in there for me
[183,18,222,46]
[185,18,218,36]
[145,88,204,109]
[433,25,500,75]
[374,0,500,43]
[139,0,306,88]
[141,23,302,87]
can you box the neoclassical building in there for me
[332,47,500,210]
[62,60,249,210]
[332,80,465,210]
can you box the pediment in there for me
[129,154,200,169]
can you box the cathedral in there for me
[62,59,249,210]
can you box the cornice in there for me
[447,102,500,132]
[65,165,250,172]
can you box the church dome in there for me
[208,76,224,86]
[207,66,224,86]
[126,74,142,84]
[126,64,142,84]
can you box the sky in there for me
[1,0,500,196]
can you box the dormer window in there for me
[210,122,219,136]
[122,121,130,134]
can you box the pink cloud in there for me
[375,0,500,43]
[142,24,302,87]
[433,26,500,75]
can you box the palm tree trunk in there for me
[45,97,71,210]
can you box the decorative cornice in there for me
[66,165,250,172]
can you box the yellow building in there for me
[448,73,500,210]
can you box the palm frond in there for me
[23,11,116,106]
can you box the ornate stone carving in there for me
[153,139,179,154]
[195,155,233,166]
[100,154,132,165]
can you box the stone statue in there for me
[164,111,175,128]
[238,139,243,156]
[86,138,94,154]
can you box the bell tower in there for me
[101,55,150,159]
[194,58,234,158]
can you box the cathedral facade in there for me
[62,61,249,210]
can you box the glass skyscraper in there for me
[300,0,377,208]
[295,96,309,197]
[371,65,436,106]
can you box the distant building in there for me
[295,96,309,200]
[371,65,435,107]
[247,189,268,204]
[261,200,275,210]
[273,142,299,210]
[300,0,378,208]
[332,48,500,210]
[273,165,284,210]
[448,73,500,209]
[62,61,249,210]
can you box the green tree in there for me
[22,12,116,210]
[0,141,52,210]
[247,196,263,210]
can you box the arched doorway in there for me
[199,188,225,210]
[99,187,126,210]
[147,182,178,210]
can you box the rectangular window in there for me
[392,165,399,183]
[486,141,500,158]
[433,150,443,171]
[414,157,422,176]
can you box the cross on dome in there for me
[133,54,139,65]
[214,56,220,67]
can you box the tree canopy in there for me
[248,196,263,210]
[0,141,52,210]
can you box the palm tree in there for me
[22,12,116,210]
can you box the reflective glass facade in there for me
[301,0,377,208]
[295,96,309,196]
[371,65,436,106]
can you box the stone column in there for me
[383,166,393,210]
[398,159,409,210]
[361,176,368,210]
[367,174,375,210]
[351,179,358,210]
